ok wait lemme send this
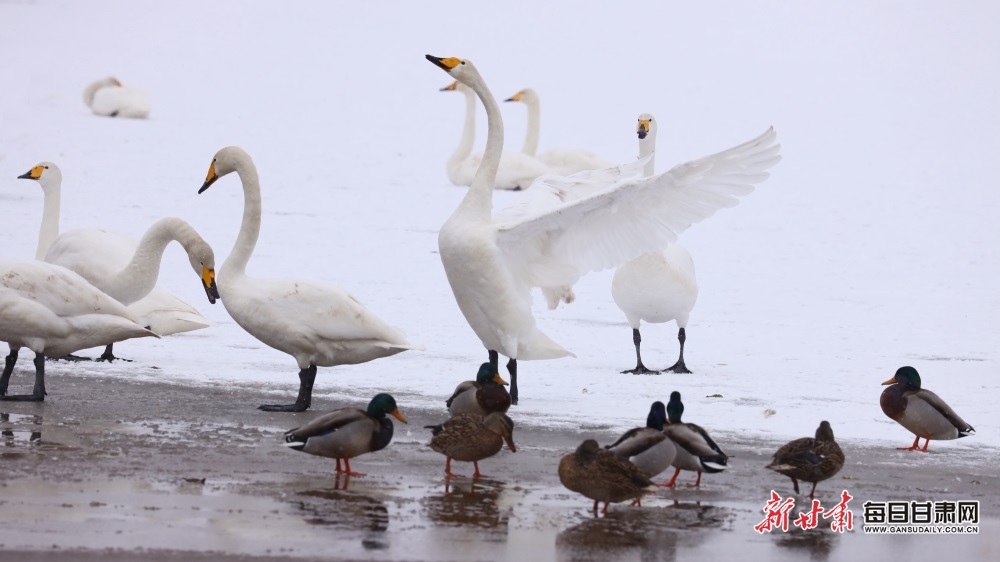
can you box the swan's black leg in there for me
[622,329,659,374]
[665,328,692,373]
[96,343,132,363]
[259,365,316,412]
[1,348,19,396]
[488,350,498,369]
[0,352,46,402]
[506,358,518,406]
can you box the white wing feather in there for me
[493,127,780,290]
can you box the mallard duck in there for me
[662,391,729,487]
[426,412,516,478]
[766,421,845,497]
[605,401,677,485]
[445,362,511,417]
[283,393,407,476]
[880,366,975,452]
[559,439,653,515]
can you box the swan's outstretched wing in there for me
[493,127,780,289]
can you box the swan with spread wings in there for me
[426,55,780,404]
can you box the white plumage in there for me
[0,260,156,401]
[441,81,551,190]
[426,55,780,404]
[17,163,215,344]
[505,87,616,175]
[83,77,150,118]
[611,114,699,374]
[197,146,423,412]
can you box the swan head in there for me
[188,242,219,304]
[426,55,479,86]
[504,88,538,104]
[367,393,408,423]
[17,161,62,193]
[475,362,508,386]
[199,146,251,193]
[637,113,657,140]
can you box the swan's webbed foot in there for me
[109,111,119,118]
[95,344,132,363]
[51,354,92,362]
[0,393,45,402]
[664,360,691,374]
[622,365,660,375]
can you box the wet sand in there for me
[1,370,997,561]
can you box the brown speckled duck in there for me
[880,366,975,452]
[426,412,516,479]
[558,439,653,515]
[766,420,845,497]
[446,362,511,417]
[283,393,407,476]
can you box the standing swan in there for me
[426,55,780,404]
[17,162,217,360]
[504,87,615,175]
[612,115,699,374]
[83,77,150,118]
[440,81,551,190]
[0,260,156,401]
[197,147,422,412]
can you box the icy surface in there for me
[0,1,996,455]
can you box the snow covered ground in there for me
[1,1,997,454]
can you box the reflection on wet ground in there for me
[1,412,42,450]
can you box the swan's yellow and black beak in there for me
[493,374,509,386]
[17,165,44,180]
[426,55,461,72]
[202,265,219,304]
[199,162,218,193]
[505,91,524,103]
[391,408,409,424]
[440,81,458,92]
[637,119,650,140]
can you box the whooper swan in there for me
[426,55,779,405]
[197,147,423,412]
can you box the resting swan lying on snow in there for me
[83,76,150,118]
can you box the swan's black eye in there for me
[44,166,49,169]
[460,61,465,65]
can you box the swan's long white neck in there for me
[448,87,477,171]
[36,180,62,261]
[104,217,204,305]
[520,96,541,156]
[458,69,504,216]
[639,129,656,177]
[83,78,114,107]
[222,155,262,279]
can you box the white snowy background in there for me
[1,0,997,455]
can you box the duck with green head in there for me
[766,421,844,497]
[559,439,653,515]
[446,362,511,417]
[880,366,975,452]
[426,412,517,479]
[662,391,729,487]
[284,393,408,476]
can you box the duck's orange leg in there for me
[472,461,489,479]
[663,467,682,488]
[342,458,365,477]
[920,438,931,452]
[686,471,703,488]
[898,435,921,451]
